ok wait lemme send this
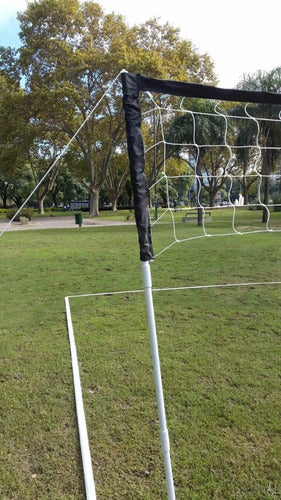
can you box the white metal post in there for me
[141,261,176,500]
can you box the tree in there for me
[50,168,88,207]
[166,98,231,223]
[18,0,119,215]
[0,47,21,84]
[7,165,35,208]
[0,47,40,212]
[0,177,9,208]
[105,150,129,210]
[18,0,216,216]
[237,68,281,221]
[0,73,30,181]
[27,131,66,214]
[229,123,258,206]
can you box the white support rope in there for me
[66,280,281,302]
[152,280,281,293]
[0,69,127,239]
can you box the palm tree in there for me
[236,68,281,222]
[166,98,230,224]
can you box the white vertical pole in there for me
[65,296,97,500]
[141,261,176,500]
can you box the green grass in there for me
[0,207,134,220]
[0,212,280,499]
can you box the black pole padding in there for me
[121,72,154,262]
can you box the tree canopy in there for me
[0,0,217,213]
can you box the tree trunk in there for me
[243,185,249,206]
[197,207,203,226]
[262,175,269,223]
[196,177,203,226]
[111,197,118,211]
[38,196,46,215]
[2,195,8,209]
[89,187,99,217]
[209,191,215,208]
[1,184,9,208]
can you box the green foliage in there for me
[0,75,30,178]
[0,0,217,217]
[157,176,178,207]
[6,207,33,221]
[236,68,281,217]
[273,193,281,211]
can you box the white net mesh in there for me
[142,93,281,258]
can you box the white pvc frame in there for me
[65,296,97,500]
[65,279,281,499]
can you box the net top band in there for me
[123,72,281,104]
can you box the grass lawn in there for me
[0,209,280,499]
[0,208,134,221]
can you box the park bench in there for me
[182,211,212,222]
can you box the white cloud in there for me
[0,0,28,24]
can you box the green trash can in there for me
[75,212,83,227]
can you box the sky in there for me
[0,0,280,88]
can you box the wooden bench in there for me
[182,211,212,222]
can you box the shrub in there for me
[248,204,263,211]
[6,208,33,221]
[272,194,281,212]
